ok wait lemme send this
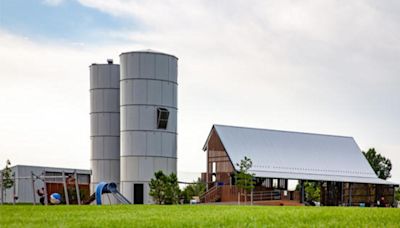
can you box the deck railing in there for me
[252,190,281,201]
[201,185,298,203]
[220,185,282,201]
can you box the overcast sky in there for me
[0,0,399,183]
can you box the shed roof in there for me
[8,165,91,175]
[204,124,396,185]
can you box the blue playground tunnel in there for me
[92,182,131,205]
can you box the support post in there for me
[12,173,16,205]
[341,182,344,206]
[62,171,69,205]
[244,179,247,204]
[300,180,305,203]
[31,172,36,205]
[251,189,253,205]
[74,170,81,205]
[349,183,352,207]
[391,185,397,207]
[0,171,3,205]
[206,149,209,191]
[236,174,239,205]
[392,185,395,208]
[42,171,48,206]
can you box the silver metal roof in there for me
[207,124,396,185]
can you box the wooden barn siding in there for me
[205,128,235,186]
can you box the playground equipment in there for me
[1,168,131,206]
[92,182,131,205]
[50,193,61,204]
[1,172,216,205]
[0,170,82,205]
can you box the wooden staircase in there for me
[200,185,221,203]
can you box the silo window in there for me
[157,108,169,129]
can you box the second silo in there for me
[120,50,178,204]
[90,60,120,193]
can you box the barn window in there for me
[279,179,286,189]
[272,179,278,188]
[212,162,216,173]
[262,178,272,188]
[44,171,62,183]
[157,108,169,129]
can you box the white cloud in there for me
[1,1,400,183]
[0,30,146,169]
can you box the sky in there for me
[0,0,399,183]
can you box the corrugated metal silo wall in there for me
[90,63,120,193]
[120,51,178,204]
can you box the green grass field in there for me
[1,205,399,227]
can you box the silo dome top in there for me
[120,49,178,59]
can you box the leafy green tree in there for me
[295,181,320,203]
[149,171,167,204]
[395,187,400,202]
[2,160,14,201]
[235,156,255,203]
[164,173,180,205]
[181,178,206,203]
[2,160,14,189]
[149,171,180,205]
[363,148,392,180]
[304,181,320,202]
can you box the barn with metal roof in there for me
[200,124,397,206]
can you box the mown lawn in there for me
[0,205,399,227]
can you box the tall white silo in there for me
[90,60,120,193]
[120,50,178,204]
